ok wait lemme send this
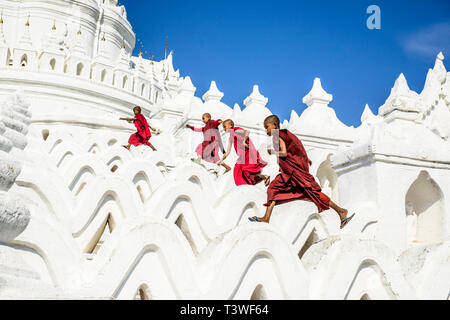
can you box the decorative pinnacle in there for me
[52,20,56,30]
[101,32,106,41]
[25,14,30,26]
[77,26,82,35]
[121,39,125,49]
[150,54,154,65]
[139,46,143,57]
[0,10,3,24]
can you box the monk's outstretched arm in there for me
[234,129,250,147]
[268,137,287,158]
[186,124,203,132]
[120,117,137,122]
[221,136,233,162]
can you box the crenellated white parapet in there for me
[378,73,421,124]
[202,81,224,102]
[200,81,232,118]
[419,53,450,140]
[179,76,196,98]
[13,17,38,70]
[241,85,271,125]
[290,78,353,141]
[302,77,333,108]
[65,28,92,78]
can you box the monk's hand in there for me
[186,124,191,129]
[308,159,312,166]
[267,149,273,155]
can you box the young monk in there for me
[120,106,157,151]
[249,115,355,229]
[219,119,270,186]
[186,113,231,172]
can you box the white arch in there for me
[405,171,445,245]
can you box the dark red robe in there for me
[190,119,225,163]
[265,129,330,212]
[128,113,152,147]
[230,127,267,186]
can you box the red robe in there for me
[128,113,152,146]
[190,119,225,163]
[265,129,330,212]
[230,127,267,186]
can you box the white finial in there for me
[179,76,196,96]
[289,110,299,124]
[361,104,376,123]
[202,81,224,102]
[392,73,411,95]
[437,51,444,61]
[302,78,333,107]
[232,103,242,117]
[244,85,268,108]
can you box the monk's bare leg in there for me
[329,200,348,220]
[123,144,131,150]
[221,163,231,173]
[257,174,270,186]
[147,142,157,151]
[251,201,276,223]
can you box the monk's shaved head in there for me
[133,106,142,113]
[223,119,235,127]
[264,115,280,128]
[203,113,212,120]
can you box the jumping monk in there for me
[120,106,157,151]
[186,113,231,172]
[248,115,355,229]
[219,119,270,186]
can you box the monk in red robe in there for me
[186,113,231,172]
[249,115,355,229]
[219,119,270,186]
[120,106,157,151]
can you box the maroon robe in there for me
[128,113,152,146]
[265,129,330,212]
[190,119,225,163]
[230,127,267,186]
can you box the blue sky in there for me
[119,0,450,127]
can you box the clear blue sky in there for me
[119,0,450,127]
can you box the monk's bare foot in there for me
[123,145,130,150]
[263,175,270,187]
[339,209,348,221]
[224,165,231,173]
[249,216,269,223]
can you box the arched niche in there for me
[134,284,152,300]
[101,69,107,82]
[76,62,84,76]
[250,284,268,300]
[175,214,198,256]
[20,54,28,67]
[405,171,444,245]
[316,154,339,202]
[49,58,56,70]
